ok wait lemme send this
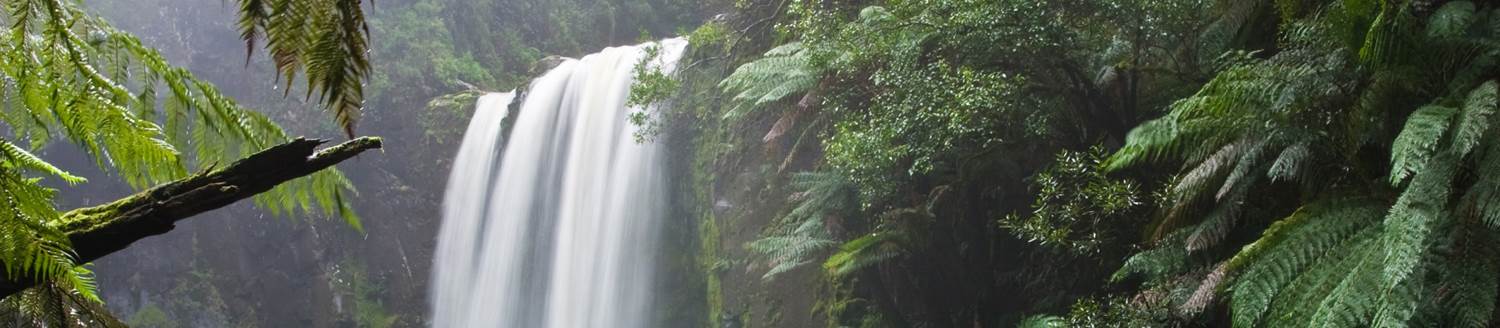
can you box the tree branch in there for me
[0,136,383,299]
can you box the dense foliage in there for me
[684,0,1500,326]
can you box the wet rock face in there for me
[530,55,571,77]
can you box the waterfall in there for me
[431,38,687,328]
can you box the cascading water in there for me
[430,38,687,328]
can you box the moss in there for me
[701,211,724,327]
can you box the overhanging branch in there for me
[0,136,382,299]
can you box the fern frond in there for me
[1266,141,1312,182]
[1113,231,1192,283]
[823,232,901,277]
[235,0,271,62]
[1358,2,1421,68]
[1227,196,1385,327]
[719,42,821,121]
[1464,139,1500,227]
[1261,226,1381,326]
[0,139,83,184]
[747,218,837,280]
[1016,315,1065,328]
[238,0,370,137]
[0,278,126,327]
[786,171,859,222]
[1174,140,1243,203]
[1181,261,1228,316]
[746,171,858,280]
[1304,237,1385,327]
[1450,81,1498,157]
[1106,117,1181,172]
[1426,1,1478,39]
[0,167,73,283]
[1390,105,1456,185]
[1185,180,1249,252]
[1379,153,1456,298]
[1442,231,1499,328]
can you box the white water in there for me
[431,38,687,328]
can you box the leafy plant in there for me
[1106,1,1500,326]
[747,171,857,280]
[627,42,682,143]
[1004,147,1142,254]
[718,42,822,121]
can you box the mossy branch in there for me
[0,137,382,299]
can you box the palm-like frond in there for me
[0,140,82,184]
[1112,231,1193,283]
[1426,1,1477,39]
[719,42,822,121]
[823,232,902,277]
[747,218,837,280]
[235,0,370,137]
[1389,105,1455,185]
[1440,231,1499,328]
[747,171,859,280]
[1450,81,1498,157]
[1225,197,1385,326]
[0,167,72,285]
[786,171,859,222]
[0,274,125,328]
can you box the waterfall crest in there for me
[431,38,687,328]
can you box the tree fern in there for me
[718,42,822,121]
[747,218,837,280]
[786,171,859,223]
[747,171,858,280]
[1107,1,1500,326]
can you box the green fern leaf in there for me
[0,140,84,184]
[1227,197,1384,327]
[719,42,821,121]
[1451,81,1498,157]
[1427,1,1477,39]
[1390,105,1456,185]
[823,232,901,277]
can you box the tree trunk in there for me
[0,136,383,299]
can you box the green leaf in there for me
[1427,1,1477,39]
[1451,81,1498,157]
[1390,105,1456,185]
